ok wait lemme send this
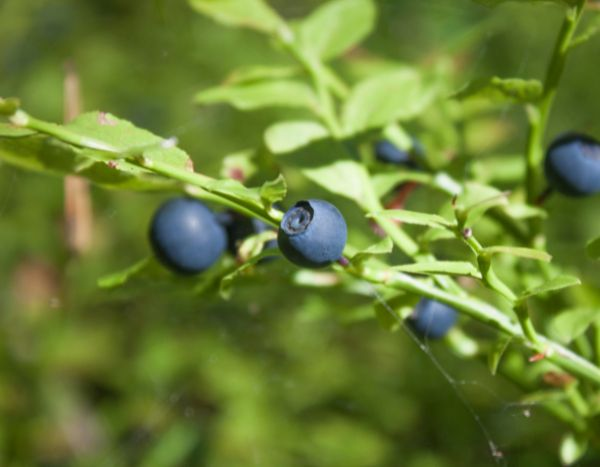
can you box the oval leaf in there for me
[264,120,329,154]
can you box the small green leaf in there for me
[237,230,278,263]
[560,432,588,466]
[224,65,297,84]
[453,77,542,104]
[188,0,284,34]
[350,237,393,264]
[461,191,510,227]
[97,258,154,288]
[488,336,512,375]
[294,0,376,60]
[501,203,547,220]
[0,97,20,116]
[259,174,287,207]
[219,249,280,299]
[547,308,600,344]
[572,13,600,48]
[342,68,437,135]
[195,80,318,111]
[518,275,581,302]
[0,123,35,138]
[393,261,481,278]
[302,160,378,209]
[264,120,329,154]
[369,209,454,229]
[586,235,600,260]
[484,246,552,262]
[0,112,191,190]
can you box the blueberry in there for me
[218,210,278,255]
[544,133,600,197]
[374,139,412,165]
[374,138,424,167]
[149,197,226,274]
[278,199,347,268]
[408,298,457,339]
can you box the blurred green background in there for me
[2,0,600,465]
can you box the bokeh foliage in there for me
[2,0,600,466]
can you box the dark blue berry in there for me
[149,197,226,274]
[374,139,412,165]
[219,210,278,255]
[545,133,600,197]
[374,138,424,167]
[278,199,347,269]
[408,298,457,339]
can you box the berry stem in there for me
[524,0,586,219]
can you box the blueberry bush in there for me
[2,0,600,465]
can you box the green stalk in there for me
[524,1,586,210]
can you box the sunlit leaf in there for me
[302,160,378,209]
[264,120,329,154]
[560,432,588,466]
[188,0,284,34]
[342,68,437,135]
[195,80,318,111]
[295,0,376,60]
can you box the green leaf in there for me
[219,249,278,299]
[97,258,162,288]
[453,77,542,104]
[501,203,547,220]
[66,112,191,166]
[342,68,437,135]
[224,65,297,84]
[259,174,287,207]
[586,235,600,260]
[350,237,393,264]
[571,13,600,48]
[461,191,510,227]
[0,112,191,190]
[560,432,588,466]
[369,209,454,229]
[518,275,581,302]
[195,80,318,111]
[393,261,481,278]
[547,308,600,344]
[0,123,35,138]
[302,160,378,209]
[295,0,376,60]
[264,120,329,154]
[237,230,278,263]
[488,336,512,375]
[484,246,552,262]
[188,0,284,34]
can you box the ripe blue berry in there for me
[149,197,226,274]
[374,138,424,167]
[408,298,457,339]
[545,133,600,197]
[374,139,412,165]
[278,199,347,269]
